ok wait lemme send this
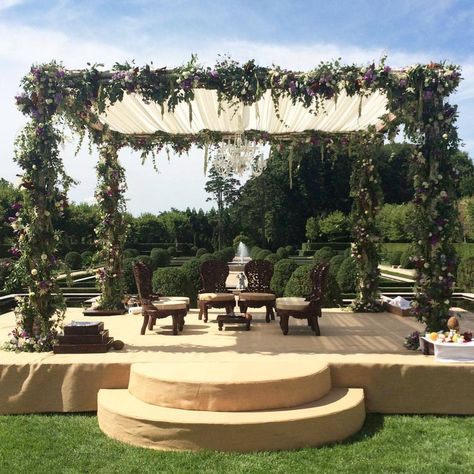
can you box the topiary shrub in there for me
[150,248,171,269]
[271,258,298,297]
[457,257,474,291]
[313,246,337,265]
[250,246,262,260]
[285,245,294,255]
[123,257,138,294]
[284,264,313,297]
[180,258,201,306]
[265,253,279,264]
[336,257,358,293]
[135,254,152,268]
[199,253,219,264]
[191,245,198,256]
[152,267,192,297]
[64,251,82,270]
[167,246,177,257]
[123,248,139,259]
[222,246,236,262]
[256,249,272,260]
[81,250,94,267]
[400,245,416,269]
[196,247,208,258]
[329,254,345,277]
[276,247,289,259]
[387,251,403,266]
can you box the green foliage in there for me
[319,211,350,241]
[329,254,345,277]
[323,273,343,308]
[150,248,171,269]
[265,253,279,264]
[123,248,139,259]
[195,247,208,258]
[250,246,262,259]
[313,246,337,264]
[376,203,417,242]
[305,216,320,242]
[0,259,15,293]
[276,247,289,259]
[458,197,474,242]
[457,257,474,291]
[199,253,218,264]
[122,257,138,294]
[271,258,298,297]
[152,267,191,297]
[284,264,313,297]
[167,246,177,257]
[400,244,416,269]
[233,233,253,249]
[0,178,21,244]
[80,251,94,267]
[336,257,358,293]
[256,249,272,260]
[213,246,235,262]
[180,258,201,306]
[387,251,403,266]
[64,251,82,270]
[285,245,294,255]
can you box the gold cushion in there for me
[276,297,310,311]
[239,292,275,301]
[198,293,235,302]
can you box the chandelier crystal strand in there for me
[211,133,268,178]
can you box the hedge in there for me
[457,257,474,291]
[152,267,192,298]
[64,251,82,270]
[150,248,171,269]
[271,258,298,297]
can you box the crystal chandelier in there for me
[211,133,268,178]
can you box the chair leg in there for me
[270,305,275,320]
[265,304,271,323]
[204,304,209,323]
[140,314,149,335]
[280,314,289,335]
[178,313,185,332]
[312,315,321,336]
[240,302,247,315]
[198,301,204,320]
[148,316,155,330]
[172,314,178,335]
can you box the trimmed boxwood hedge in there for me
[152,267,192,298]
[271,258,298,297]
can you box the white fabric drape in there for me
[99,89,389,135]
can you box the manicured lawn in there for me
[1,414,473,473]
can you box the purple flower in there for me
[54,92,63,105]
[289,80,297,94]
[363,70,375,83]
[11,202,22,212]
[383,66,391,73]
[181,78,193,91]
[209,69,218,78]
[399,79,407,88]
[9,247,21,257]
[56,69,65,78]
[429,235,439,246]
[423,90,433,101]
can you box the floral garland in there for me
[349,133,384,312]
[93,141,128,310]
[10,57,461,350]
[6,62,71,351]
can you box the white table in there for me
[421,337,474,363]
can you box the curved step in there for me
[128,361,332,411]
[98,387,365,452]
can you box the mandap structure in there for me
[9,57,461,351]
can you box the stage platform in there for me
[1,307,474,416]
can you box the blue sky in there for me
[0,0,473,214]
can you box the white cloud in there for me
[0,0,23,11]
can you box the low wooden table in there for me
[217,313,252,331]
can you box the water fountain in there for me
[236,242,250,264]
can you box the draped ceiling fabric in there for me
[98,89,389,136]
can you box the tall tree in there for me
[205,165,240,249]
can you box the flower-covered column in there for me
[411,101,459,331]
[7,64,70,351]
[350,135,383,312]
[94,140,128,310]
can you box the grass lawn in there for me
[0,414,473,473]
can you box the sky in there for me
[0,0,473,215]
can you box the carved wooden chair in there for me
[238,259,276,322]
[198,260,235,323]
[275,264,329,335]
[133,261,187,335]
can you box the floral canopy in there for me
[9,56,461,351]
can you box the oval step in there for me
[98,387,365,452]
[128,360,331,411]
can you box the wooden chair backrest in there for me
[133,261,154,302]
[244,259,274,293]
[200,260,229,293]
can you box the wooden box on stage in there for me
[383,302,414,317]
[54,321,114,354]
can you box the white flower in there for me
[31,269,38,276]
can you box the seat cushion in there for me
[153,300,187,311]
[198,293,235,302]
[157,296,190,305]
[276,297,310,311]
[239,292,275,301]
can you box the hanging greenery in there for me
[9,57,461,350]
[93,141,128,310]
[349,133,384,312]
